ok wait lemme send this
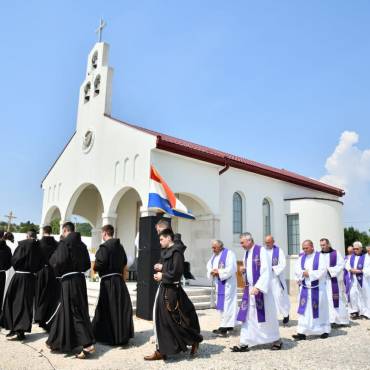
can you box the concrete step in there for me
[87,281,244,317]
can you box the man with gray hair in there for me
[346,241,370,319]
[207,239,237,336]
[232,233,282,352]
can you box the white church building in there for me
[40,42,345,289]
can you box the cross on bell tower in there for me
[95,18,106,43]
[76,18,113,130]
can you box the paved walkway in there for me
[1,298,370,370]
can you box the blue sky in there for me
[1,1,370,229]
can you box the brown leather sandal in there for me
[144,350,167,361]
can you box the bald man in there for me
[320,238,349,326]
[264,236,290,324]
[293,240,330,340]
[207,240,237,336]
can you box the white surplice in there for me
[347,254,370,318]
[265,246,291,318]
[363,254,370,318]
[295,252,331,335]
[238,245,280,347]
[207,249,237,328]
[321,250,349,325]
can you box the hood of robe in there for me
[162,243,183,260]
[64,232,82,245]
[103,238,122,250]
[18,238,40,249]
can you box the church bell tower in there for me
[76,19,113,132]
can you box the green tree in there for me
[16,221,39,233]
[344,226,370,250]
[49,218,61,235]
[76,223,92,237]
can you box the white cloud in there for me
[320,131,370,231]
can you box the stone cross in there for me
[4,211,16,232]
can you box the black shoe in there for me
[351,312,360,320]
[6,331,16,338]
[271,341,283,351]
[213,328,228,336]
[16,332,25,341]
[225,327,234,332]
[283,316,289,325]
[230,345,249,352]
[320,333,329,339]
[292,334,306,341]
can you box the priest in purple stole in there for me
[293,240,331,340]
[346,241,370,319]
[231,233,281,352]
[319,238,349,326]
[264,235,291,324]
[207,240,237,336]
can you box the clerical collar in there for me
[321,247,334,254]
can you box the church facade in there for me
[40,42,345,288]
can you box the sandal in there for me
[230,345,249,352]
[76,345,95,359]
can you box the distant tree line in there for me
[0,219,92,237]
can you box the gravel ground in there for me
[1,297,370,370]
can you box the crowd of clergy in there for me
[0,219,370,361]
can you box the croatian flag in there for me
[148,165,195,220]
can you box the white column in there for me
[59,220,66,236]
[139,207,157,218]
[91,227,101,251]
[101,212,117,229]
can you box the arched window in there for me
[123,157,129,181]
[94,75,101,96]
[114,161,120,185]
[84,82,91,103]
[91,51,98,69]
[233,192,243,234]
[263,198,271,238]
[133,154,139,179]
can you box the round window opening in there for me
[82,130,94,153]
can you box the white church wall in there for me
[285,197,344,294]
[151,149,220,216]
[218,166,344,291]
[115,188,141,262]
